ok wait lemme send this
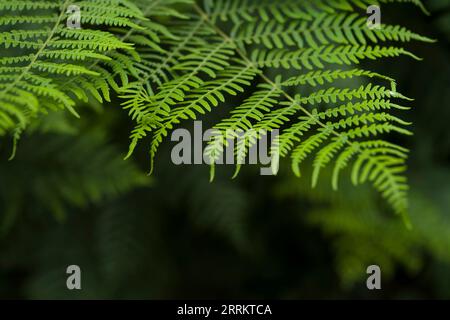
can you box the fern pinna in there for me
[1,0,433,224]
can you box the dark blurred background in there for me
[0,1,449,299]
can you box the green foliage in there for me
[0,0,146,142]
[120,0,432,221]
[0,0,434,220]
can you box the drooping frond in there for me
[121,0,431,222]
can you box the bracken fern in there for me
[1,0,434,224]
[122,0,433,224]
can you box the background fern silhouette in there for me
[0,0,449,299]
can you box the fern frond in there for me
[0,0,148,137]
[98,0,432,220]
[251,45,422,70]
[150,63,258,170]
[126,28,237,159]
[232,13,433,50]
[282,68,395,87]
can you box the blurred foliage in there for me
[0,1,449,299]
